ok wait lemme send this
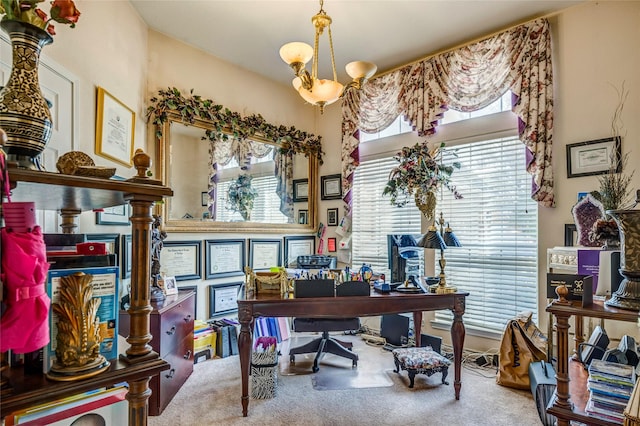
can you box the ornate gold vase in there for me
[415,188,436,221]
[0,20,53,170]
[605,209,640,311]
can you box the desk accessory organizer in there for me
[293,279,334,298]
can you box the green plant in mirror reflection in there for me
[227,174,258,221]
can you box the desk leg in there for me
[451,295,466,400]
[413,311,422,347]
[238,306,252,417]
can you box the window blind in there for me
[351,136,538,334]
[435,136,538,332]
[351,157,423,277]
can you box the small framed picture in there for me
[284,236,316,267]
[321,174,342,200]
[209,282,242,317]
[327,237,337,252]
[201,191,209,206]
[293,178,309,202]
[95,87,135,167]
[298,209,308,225]
[163,276,178,295]
[327,208,338,226]
[564,224,578,247]
[96,204,130,226]
[566,136,621,178]
[121,234,132,279]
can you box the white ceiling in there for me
[131,0,584,88]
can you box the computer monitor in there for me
[387,234,424,283]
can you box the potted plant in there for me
[227,174,258,221]
[588,85,635,249]
[382,141,462,221]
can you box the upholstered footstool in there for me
[392,347,451,388]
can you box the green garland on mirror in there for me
[146,87,324,164]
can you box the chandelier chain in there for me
[327,26,338,82]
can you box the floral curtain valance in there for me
[342,18,554,213]
[212,138,274,168]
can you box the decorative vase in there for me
[415,188,437,222]
[0,20,53,170]
[240,205,252,221]
[604,208,640,310]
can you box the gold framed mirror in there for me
[156,113,318,233]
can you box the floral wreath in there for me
[146,87,324,164]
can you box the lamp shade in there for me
[295,78,343,106]
[443,229,462,247]
[279,42,314,65]
[345,61,377,79]
[417,230,446,251]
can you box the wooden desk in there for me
[237,290,468,417]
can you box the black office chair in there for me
[289,280,368,373]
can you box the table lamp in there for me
[418,212,461,294]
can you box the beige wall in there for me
[29,1,640,344]
[538,1,640,342]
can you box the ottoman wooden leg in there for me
[441,366,449,385]
[407,370,416,388]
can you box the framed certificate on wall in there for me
[205,239,246,279]
[249,239,282,270]
[160,241,201,281]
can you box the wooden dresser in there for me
[120,290,195,415]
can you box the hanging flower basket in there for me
[383,142,462,219]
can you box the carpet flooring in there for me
[149,334,542,426]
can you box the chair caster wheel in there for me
[312,366,319,373]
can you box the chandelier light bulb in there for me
[311,79,343,104]
[279,42,314,65]
[345,61,377,80]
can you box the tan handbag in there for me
[496,311,548,390]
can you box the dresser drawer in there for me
[153,296,194,356]
[119,291,195,356]
[149,334,194,416]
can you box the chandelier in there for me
[279,0,377,113]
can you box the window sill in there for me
[430,320,503,341]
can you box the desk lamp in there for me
[418,212,461,294]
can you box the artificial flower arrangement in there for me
[587,84,635,248]
[0,0,81,35]
[587,152,634,247]
[383,141,462,219]
[227,174,258,221]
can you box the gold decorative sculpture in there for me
[46,272,110,381]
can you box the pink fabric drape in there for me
[341,18,555,213]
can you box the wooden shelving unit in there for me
[546,299,639,426]
[1,168,173,426]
